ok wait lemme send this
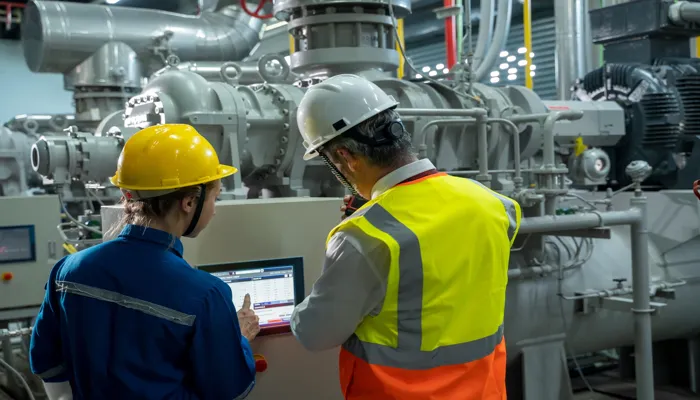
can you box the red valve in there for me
[1,272,13,282]
[694,180,700,201]
[253,354,267,373]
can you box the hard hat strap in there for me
[183,183,207,237]
[319,153,360,196]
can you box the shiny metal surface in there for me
[64,42,143,89]
[22,0,264,74]
[554,0,588,99]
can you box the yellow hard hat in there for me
[110,124,237,192]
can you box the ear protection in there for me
[346,119,405,147]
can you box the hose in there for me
[474,0,513,82]
[472,0,495,67]
[0,356,37,400]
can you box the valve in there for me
[613,278,627,289]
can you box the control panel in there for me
[0,196,61,321]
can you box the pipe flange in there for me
[220,62,243,86]
[258,54,291,84]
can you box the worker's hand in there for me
[341,195,368,220]
[237,294,260,341]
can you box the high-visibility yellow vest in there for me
[328,173,520,398]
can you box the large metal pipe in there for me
[472,0,495,66]
[554,0,588,99]
[669,1,700,25]
[474,0,513,81]
[21,0,264,74]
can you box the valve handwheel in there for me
[694,180,700,201]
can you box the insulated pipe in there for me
[472,0,494,66]
[474,0,513,82]
[21,0,264,74]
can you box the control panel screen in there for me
[199,257,304,335]
[0,225,36,264]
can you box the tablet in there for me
[199,257,305,336]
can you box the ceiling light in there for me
[429,70,437,76]
[500,51,509,58]
[518,47,527,54]
[436,63,445,70]
[491,71,499,77]
[518,60,527,66]
[508,68,517,74]
[422,66,430,73]
[507,55,516,62]
[530,71,536,77]
[490,77,500,83]
[443,68,449,74]
[530,65,536,70]
[499,63,509,70]
[507,74,517,81]
[105,0,120,4]
[415,74,422,78]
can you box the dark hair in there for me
[324,109,416,169]
[106,181,218,239]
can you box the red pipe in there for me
[443,0,457,69]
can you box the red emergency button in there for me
[254,354,267,373]
[1,272,13,282]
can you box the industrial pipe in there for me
[472,0,494,66]
[444,0,457,68]
[630,193,654,400]
[523,0,533,89]
[396,19,406,79]
[518,209,640,234]
[21,0,264,74]
[474,0,513,81]
[669,1,700,24]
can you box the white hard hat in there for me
[296,74,399,160]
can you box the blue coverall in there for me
[29,224,256,399]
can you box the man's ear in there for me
[335,148,359,172]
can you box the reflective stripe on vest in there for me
[328,175,521,371]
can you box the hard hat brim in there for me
[110,163,238,191]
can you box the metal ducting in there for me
[21,0,265,74]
